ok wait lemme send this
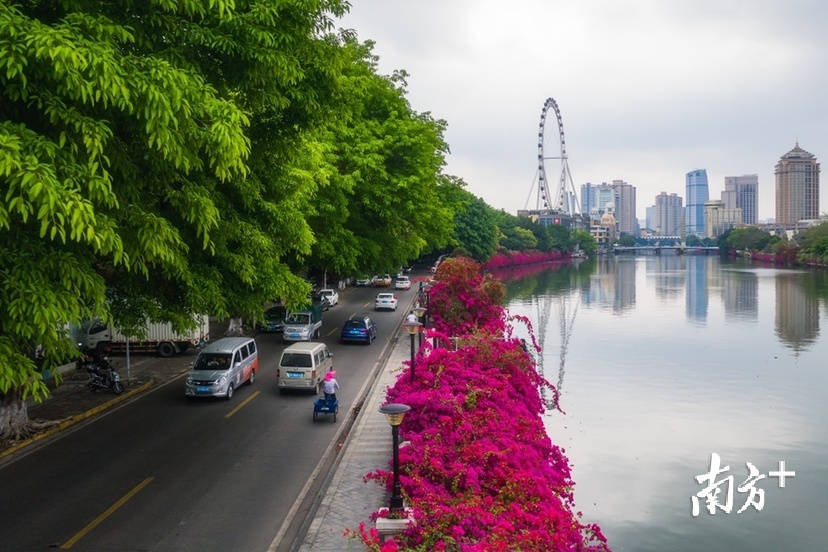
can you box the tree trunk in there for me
[224,317,246,337]
[0,387,31,442]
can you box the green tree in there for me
[546,223,573,253]
[726,227,774,252]
[616,235,636,247]
[0,0,347,437]
[571,229,598,257]
[798,222,828,260]
[303,39,454,277]
[452,191,498,262]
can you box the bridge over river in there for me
[612,245,719,255]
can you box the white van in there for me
[185,337,259,400]
[276,342,333,394]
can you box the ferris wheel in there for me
[527,98,580,214]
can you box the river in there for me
[498,254,828,552]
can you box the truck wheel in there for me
[158,342,175,358]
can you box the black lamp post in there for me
[422,283,432,328]
[412,306,426,348]
[378,403,411,513]
[402,320,422,382]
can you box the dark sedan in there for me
[340,315,377,344]
[260,305,286,332]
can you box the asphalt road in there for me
[0,284,414,552]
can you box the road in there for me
[0,284,414,551]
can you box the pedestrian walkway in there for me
[297,328,412,551]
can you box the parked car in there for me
[260,305,286,332]
[374,292,398,311]
[340,314,377,344]
[317,289,339,307]
[375,274,392,286]
[395,276,411,290]
[356,275,375,287]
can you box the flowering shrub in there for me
[483,250,569,271]
[348,257,610,551]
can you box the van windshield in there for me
[195,353,231,370]
[285,313,310,324]
[281,353,312,368]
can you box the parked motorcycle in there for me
[78,343,123,394]
[86,363,124,394]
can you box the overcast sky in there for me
[338,0,828,223]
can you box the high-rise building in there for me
[722,175,758,225]
[775,143,820,225]
[610,180,637,236]
[686,169,710,237]
[580,183,596,218]
[592,183,616,219]
[704,199,742,238]
[653,192,684,236]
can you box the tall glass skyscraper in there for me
[686,169,709,237]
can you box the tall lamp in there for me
[412,306,426,347]
[402,320,422,382]
[378,403,411,513]
[422,283,432,328]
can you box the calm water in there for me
[499,255,828,552]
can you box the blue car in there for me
[340,315,377,344]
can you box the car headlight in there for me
[216,374,227,385]
[186,376,193,385]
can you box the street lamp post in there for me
[422,283,432,328]
[378,403,411,513]
[401,320,422,382]
[412,306,426,348]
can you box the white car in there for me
[374,292,398,311]
[395,276,411,290]
[318,289,339,307]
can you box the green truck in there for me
[282,302,324,342]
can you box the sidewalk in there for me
[296,328,411,551]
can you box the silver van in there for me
[276,342,333,394]
[185,337,259,400]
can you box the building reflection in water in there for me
[776,272,819,355]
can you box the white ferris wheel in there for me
[526,97,581,215]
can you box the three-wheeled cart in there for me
[313,397,339,422]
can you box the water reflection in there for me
[685,255,709,323]
[500,255,828,552]
[775,272,819,355]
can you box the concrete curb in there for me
[0,380,154,461]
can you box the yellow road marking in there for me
[326,327,339,337]
[61,476,154,549]
[225,390,260,418]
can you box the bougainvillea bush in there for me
[483,250,569,271]
[347,257,610,551]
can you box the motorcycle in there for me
[86,362,124,394]
[78,343,124,394]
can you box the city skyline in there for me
[340,2,828,222]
